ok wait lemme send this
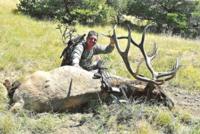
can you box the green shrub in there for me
[17,0,66,20]
[155,111,173,126]
[17,0,116,25]
[72,0,116,25]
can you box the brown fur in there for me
[3,66,103,112]
[3,66,173,113]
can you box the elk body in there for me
[3,66,148,113]
[4,66,103,112]
[3,25,180,112]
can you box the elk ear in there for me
[3,79,11,91]
[12,81,21,90]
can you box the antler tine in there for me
[113,25,135,76]
[148,42,158,60]
[114,24,179,85]
[139,24,153,46]
[157,58,180,79]
[113,25,135,55]
[136,59,144,74]
[113,25,123,54]
[137,24,158,80]
[125,25,132,53]
[137,24,180,84]
[113,25,158,83]
[155,60,180,85]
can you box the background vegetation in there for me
[17,0,200,38]
[0,0,200,133]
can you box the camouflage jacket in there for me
[71,41,114,70]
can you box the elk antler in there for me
[113,24,180,85]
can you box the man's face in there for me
[86,35,97,50]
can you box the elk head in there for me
[112,24,180,106]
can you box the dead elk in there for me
[2,25,179,113]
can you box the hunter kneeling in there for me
[61,31,115,71]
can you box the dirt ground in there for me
[164,84,200,117]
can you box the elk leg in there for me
[10,99,24,113]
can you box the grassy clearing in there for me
[0,0,200,90]
[0,0,200,133]
[82,104,200,134]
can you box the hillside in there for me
[0,0,200,134]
